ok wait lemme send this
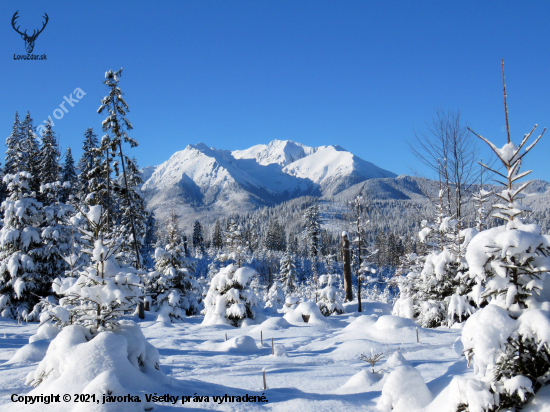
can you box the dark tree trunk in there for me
[342,232,353,302]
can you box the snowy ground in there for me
[0,300,470,411]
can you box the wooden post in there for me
[225,333,227,341]
[342,232,353,302]
[144,300,150,311]
[416,327,419,343]
[271,338,274,355]
[138,302,145,319]
[261,331,263,345]
[263,370,267,390]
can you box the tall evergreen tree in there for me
[38,120,60,191]
[98,68,141,268]
[303,204,322,258]
[61,147,78,190]
[116,156,148,267]
[192,220,205,254]
[279,249,297,294]
[212,220,223,249]
[19,112,41,195]
[77,128,100,202]
[5,112,24,176]
[141,212,157,269]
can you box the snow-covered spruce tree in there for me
[49,205,143,331]
[115,155,148,267]
[317,274,344,316]
[60,147,77,202]
[141,212,157,269]
[33,181,74,314]
[351,194,368,311]
[212,219,223,249]
[76,128,100,203]
[0,172,44,320]
[148,212,199,322]
[265,280,285,311]
[37,120,59,189]
[303,204,322,258]
[98,68,142,269]
[279,248,297,294]
[19,112,41,196]
[458,62,550,411]
[202,264,259,327]
[396,160,477,328]
[217,219,246,267]
[265,219,286,251]
[192,219,205,255]
[5,112,24,176]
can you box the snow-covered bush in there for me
[317,274,344,316]
[265,280,285,311]
[202,264,259,327]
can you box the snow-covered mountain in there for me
[141,139,396,222]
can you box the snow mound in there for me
[7,339,50,364]
[250,317,292,333]
[342,314,378,332]
[29,322,60,343]
[339,369,386,393]
[18,322,166,412]
[378,365,432,412]
[375,315,417,330]
[284,302,327,325]
[203,335,260,353]
[272,344,288,357]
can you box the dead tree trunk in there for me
[342,232,353,302]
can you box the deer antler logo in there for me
[11,11,49,53]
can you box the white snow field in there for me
[0,300,548,411]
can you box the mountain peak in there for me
[142,139,396,221]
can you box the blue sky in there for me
[1,1,550,181]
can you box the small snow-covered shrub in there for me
[317,274,344,316]
[265,280,285,311]
[202,264,259,327]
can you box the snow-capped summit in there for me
[141,139,396,222]
[232,140,317,167]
